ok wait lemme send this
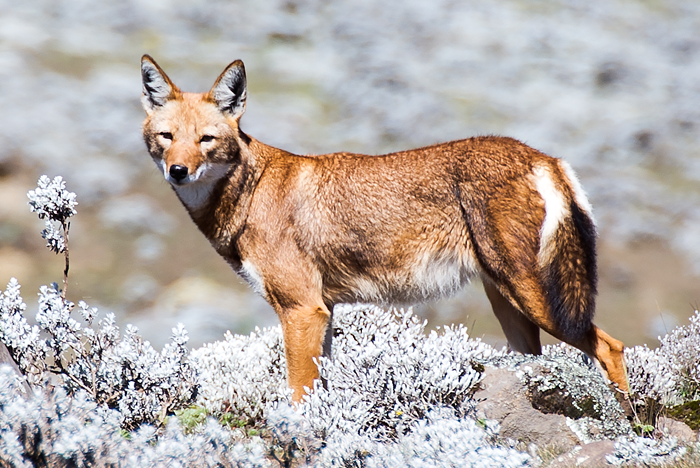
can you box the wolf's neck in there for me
[180,156,264,261]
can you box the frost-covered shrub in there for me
[257,392,533,467]
[27,175,78,223]
[301,305,499,441]
[26,175,77,300]
[315,407,533,468]
[0,279,198,430]
[657,311,700,401]
[0,366,269,468]
[626,310,700,406]
[191,326,290,425]
[192,304,500,442]
[264,404,321,466]
[0,176,198,430]
[0,279,47,387]
[606,435,687,466]
[27,175,77,255]
[0,367,120,468]
[625,344,676,406]
[189,304,532,466]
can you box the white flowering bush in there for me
[313,407,532,468]
[626,310,700,409]
[190,305,529,466]
[301,305,498,441]
[0,176,198,430]
[0,279,47,387]
[1,280,198,429]
[657,311,700,402]
[0,367,269,467]
[626,344,677,406]
[191,326,290,425]
[3,175,700,466]
[27,175,77,255]
[606,435,687,466]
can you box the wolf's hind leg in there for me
[483,279,542,355]
[571,325,628,392]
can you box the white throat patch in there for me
[175,183,216,211]
[172,162,230,211]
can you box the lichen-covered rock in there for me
[488,343,632,443]
[605,435,687,466]
[474,367,580,451]
[545,440,615,468]
[665,400,700,432]
[655,415,697,442]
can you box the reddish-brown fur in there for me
[140,55,628,402]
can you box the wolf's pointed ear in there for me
[209,60,247,120]
[141,55,179,115]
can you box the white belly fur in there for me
[342,246,479,305]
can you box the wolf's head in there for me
[140,55,249,209]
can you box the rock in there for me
[545,441,615,468]
[656,416,697,442]
[474,366,580,451]
[0,342,30,397]
[665,400,700,432]
[526,363,600,419]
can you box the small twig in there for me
[269,447,285,468]
[90,356,97,400]
[159,395,175,427]
[104,392,121,405]
[53,358,94,397]
[75,339,99,400]
[61,221,70,300]
[0,342,32,397]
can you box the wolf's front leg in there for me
[279,303,332,401]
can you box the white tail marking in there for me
[533,165,567,266]
[559,160,595,225]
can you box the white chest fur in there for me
[239,260,267,299]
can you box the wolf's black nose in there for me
[169,165,189,181]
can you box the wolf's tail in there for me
[536,160,597,342]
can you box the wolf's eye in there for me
[158,132,173,140]
[200,135,215,143]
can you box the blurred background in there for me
[1,0,699,349]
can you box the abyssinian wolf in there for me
[140,55,628,402]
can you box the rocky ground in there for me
[475,365,696,467]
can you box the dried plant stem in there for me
[52,359,93,398]
[62,221,70,300]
